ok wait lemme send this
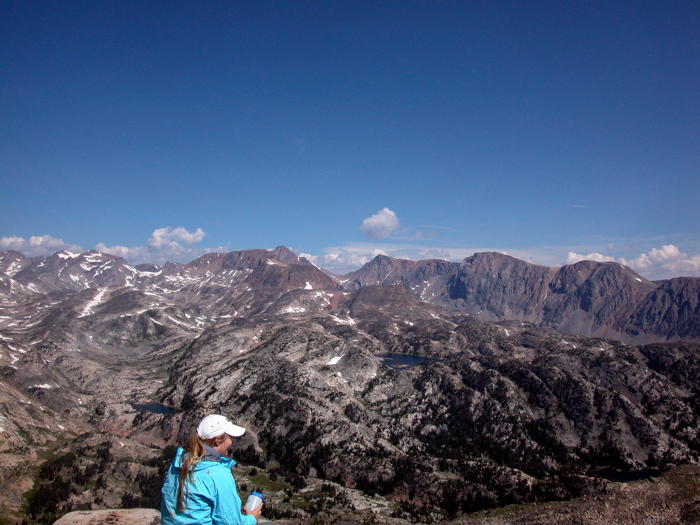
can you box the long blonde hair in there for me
[177,433,227,512]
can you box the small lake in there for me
[376,353,441,369]
[130,402,175,414]
[597,468,662,483]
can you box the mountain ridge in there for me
[343,251,698,344]
[2,247,699,344]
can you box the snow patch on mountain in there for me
[330,316,356,326]
[79,288,108,317]
[284,306,307,314]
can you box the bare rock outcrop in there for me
[53,508,160,525]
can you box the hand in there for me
[243,505,263,521]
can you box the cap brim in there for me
[224,421,246,437]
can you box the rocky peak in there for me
[246,256,341,292]
[341,254,418,291]
[460,251,529,270]
[271,245,307,264]
[0,250,37,277]
[134,263,162,273]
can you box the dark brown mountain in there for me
[342,252,699,343]
[619,277,700,342]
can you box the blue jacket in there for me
[161,447,257,525]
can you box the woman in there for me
[161,414,263,525]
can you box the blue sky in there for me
[2,1,698,279]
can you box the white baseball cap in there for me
[197,414,246,439]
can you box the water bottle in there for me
[244,491,265,512]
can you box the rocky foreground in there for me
[49,464,700,524]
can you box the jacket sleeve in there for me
[211,465,257,525]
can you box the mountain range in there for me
[342,251,700,344]
[0,247,698,524]
[3,247,698,346]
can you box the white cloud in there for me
[97,227,211,265]
[566,252,617,264]
[316,248,376,274]
[1,227,211,266]
[623,245,682,269]
[1,227,224,267]
[567,244,700,280]
[359,208,400,240]
[148,227,206,248]
[298,252,317,264]
[621,245,700,279]
[94,243,151,262]
[0,235,83,257]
